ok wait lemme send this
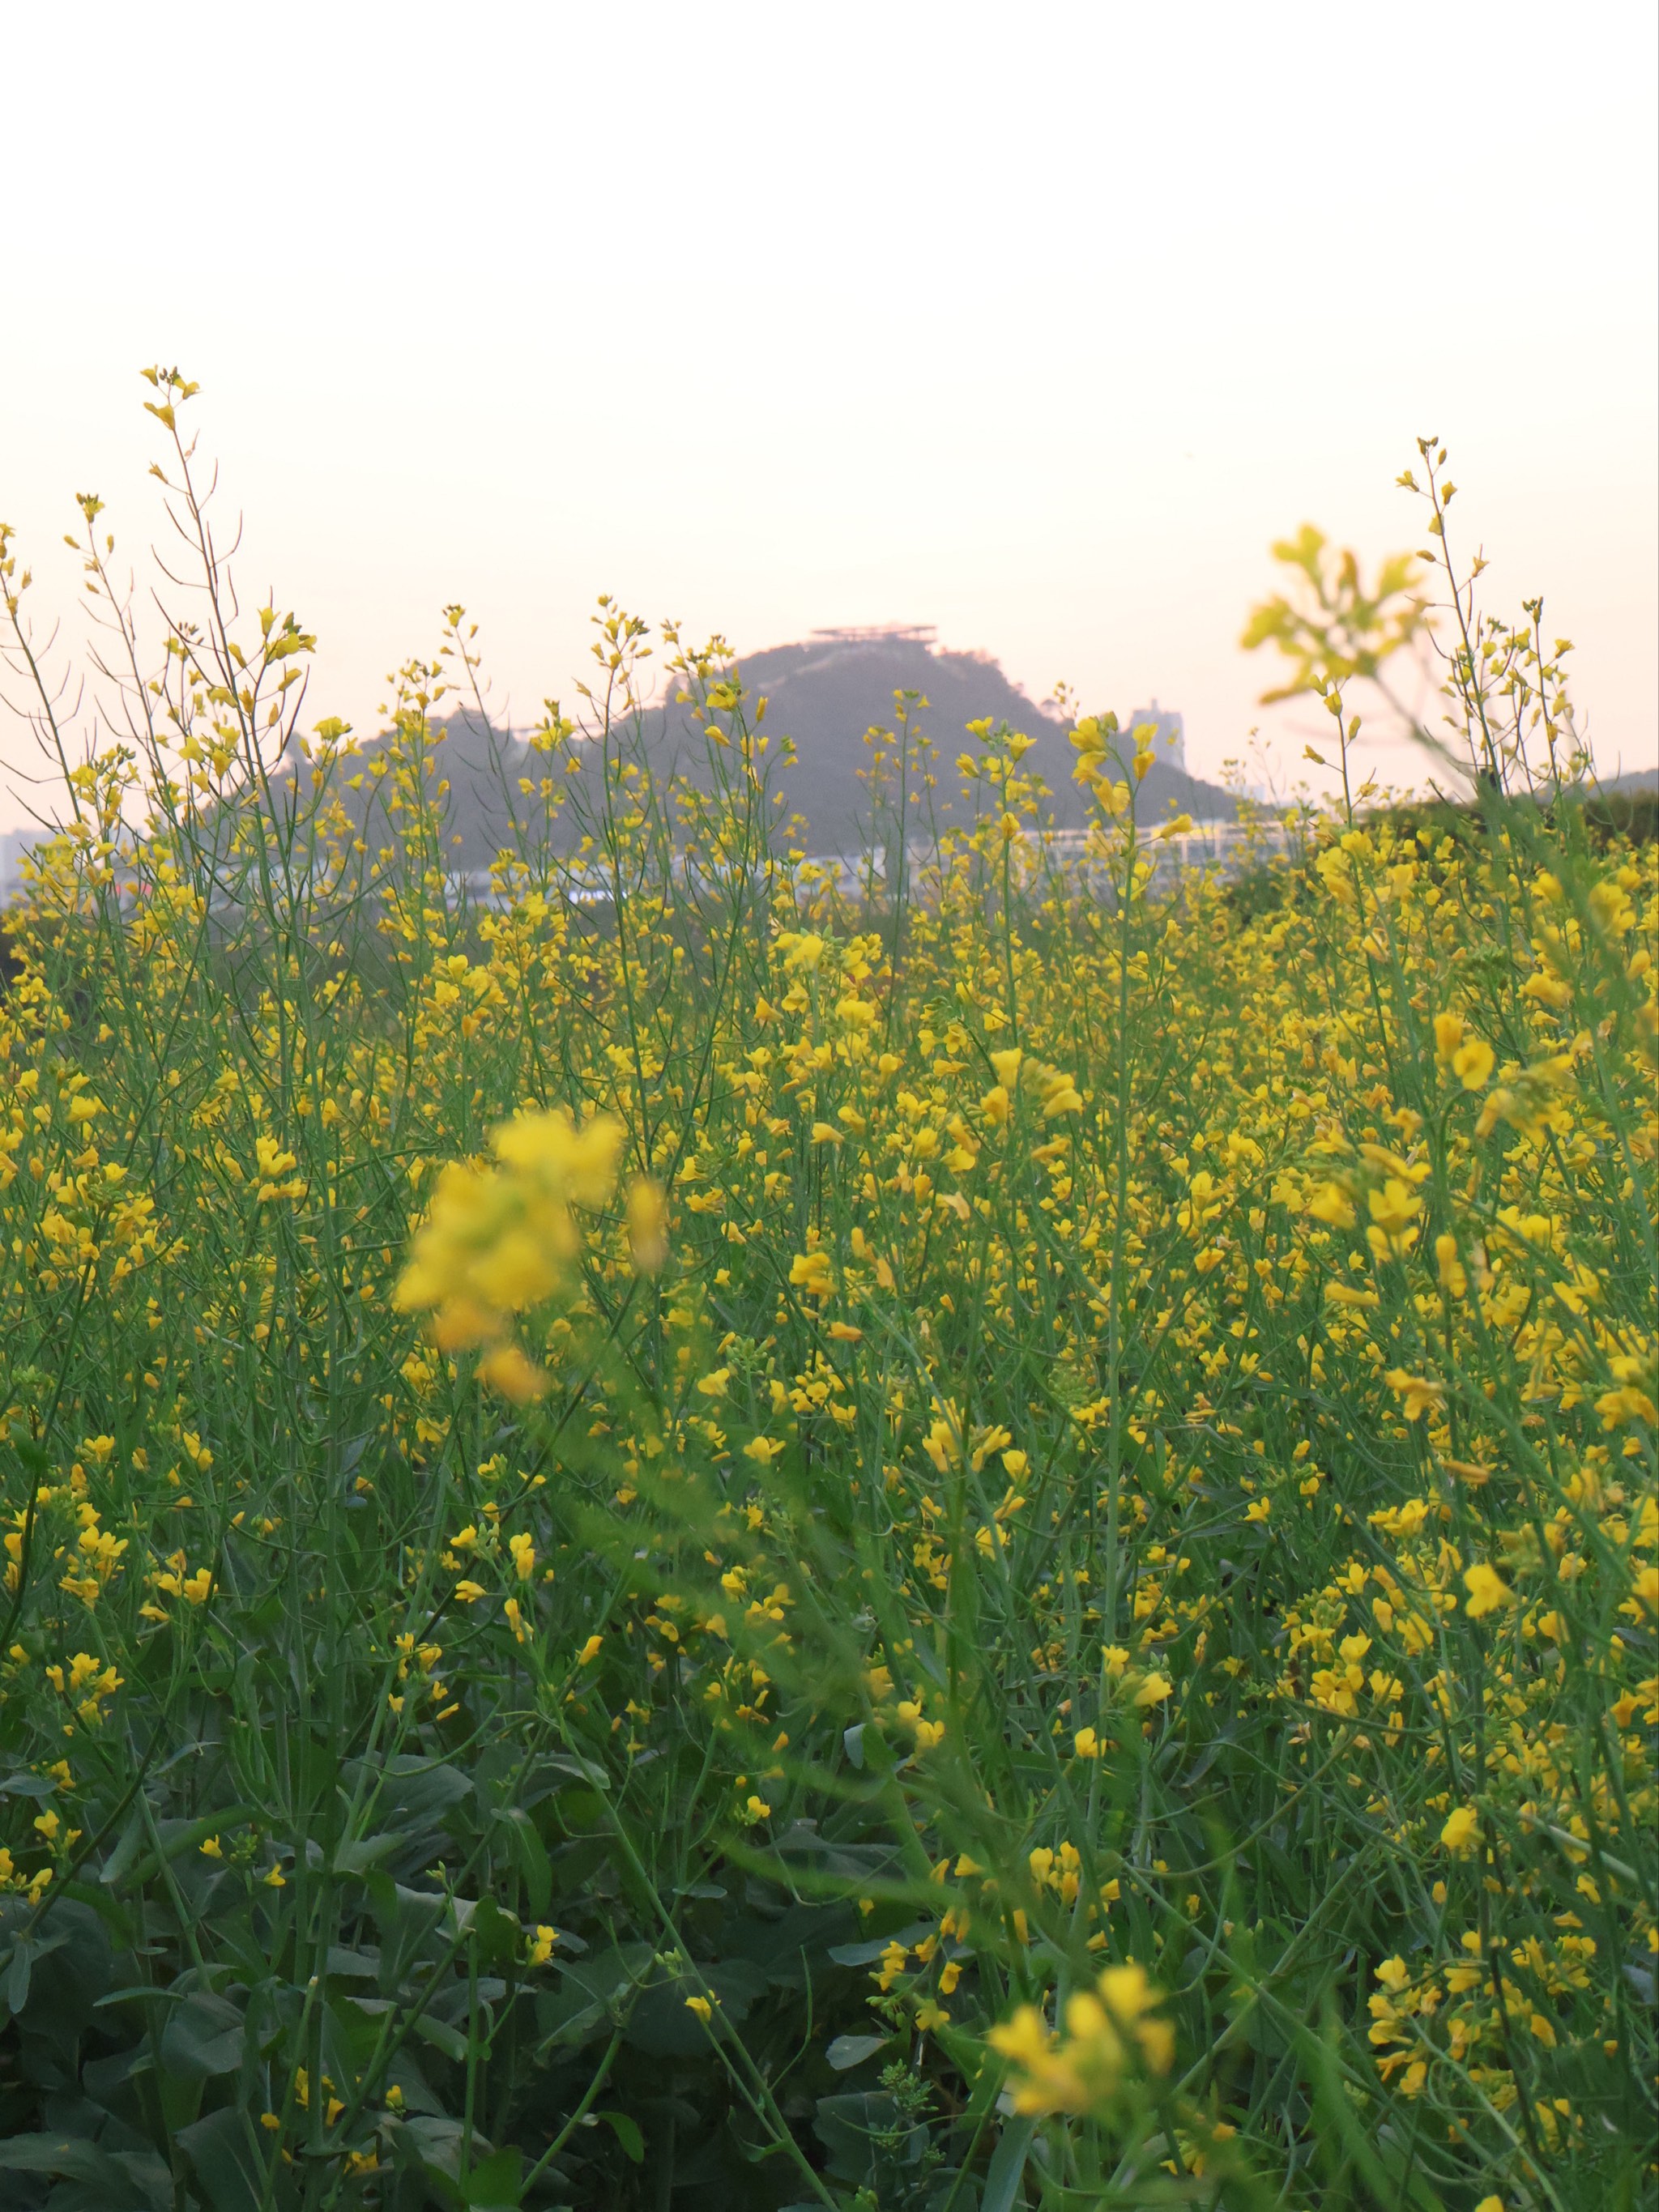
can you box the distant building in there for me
[1126,699,1185,773]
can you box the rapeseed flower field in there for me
[0,378,1653,2210]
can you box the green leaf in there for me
[598,2109,644,2163]
[323,1942,381,1979]
[463,2144,524,2207]
[160,1989,245,2080]
[57,1877,135,1944]
[0,2133,130,2186]
[412,2011,471,2064]
[348,1752,473,1823]
[387,2113,471,2205]
[98,1807,150,1890]
[813,2091,923,2187]
[44,2152,172,2212]
[467,1893,523,1967]
[0,1771,59,1798]
[499,1806,552,1916]
[118,1809,261,1891]
[177,2108,267,2212]
[331,1832,403,1876]
[3,1930,69,2014]
[981,2116,1034,2212]
[825,2032,887,2071]
[825,1939,890,1967]
[367,1876,450,1988]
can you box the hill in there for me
[710,628,1237,852]
[317,629,1239,870]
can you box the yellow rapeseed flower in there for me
[396,1108,621,1362]
[988,1963,1172,2116]
[1462,1562,1512,1618]
[775,931,825,974]
[788,1250,834,1298]
[1440,1805,1479,1853]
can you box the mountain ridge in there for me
[379,629,1239,867]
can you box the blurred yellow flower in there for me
[397,1110,621,1349]
[1452,1036,1495,1090]
[1384,1370,1444,1422]
[775,931,825,974]
[626,1177,668,1273]
[1440,1806,1479,1853]
[1462,1563,1512,1618]
[788,1250,834,1298]
[988,1963,1172,2115]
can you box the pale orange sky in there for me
[2,1,1654,829]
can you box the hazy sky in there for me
[2,2,1654,826]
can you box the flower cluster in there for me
[394,1107,624,1397]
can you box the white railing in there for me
[435,816,1294,911]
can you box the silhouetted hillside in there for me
[307,629,1239,867]
[1600,766,1658,799]
[719,629,1238,851]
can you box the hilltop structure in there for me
[1126,699,1186,774]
